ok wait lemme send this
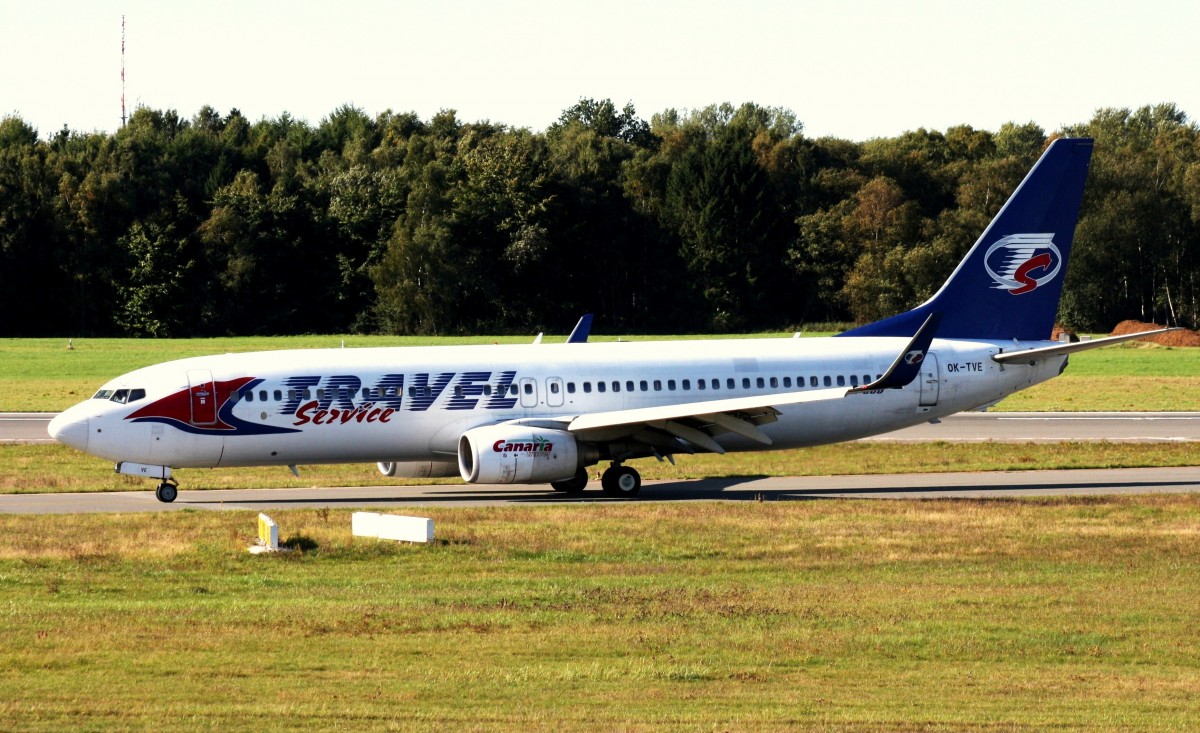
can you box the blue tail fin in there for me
[839,137,1094,341]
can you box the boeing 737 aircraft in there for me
[48,138,1173,502]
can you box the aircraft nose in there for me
[48,411,89,452]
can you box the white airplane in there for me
[49,137,1174,502]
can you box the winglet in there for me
[850,311,942,392]
[567,314,593,344]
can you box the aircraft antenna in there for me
[120,15,126,127]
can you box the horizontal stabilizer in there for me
[992,328,1182,365]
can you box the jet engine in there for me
[376,461,459,478]
[457,425,594,484]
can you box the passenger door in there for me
[187,370,218,425]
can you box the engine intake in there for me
[458,425,590,484]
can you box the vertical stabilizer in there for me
[839,138,1094,340]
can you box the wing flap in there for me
[567,387,849,436]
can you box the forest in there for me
[1,99,1197,337]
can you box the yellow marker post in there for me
[249,513,280,554]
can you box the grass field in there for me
[2,335,1197,412]
[2,497,1198,731]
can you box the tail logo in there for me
[903,350,925,365]
[984,234,1062,295]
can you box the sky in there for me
[3,0,1197,141]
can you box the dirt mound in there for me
[1110,320,1200,347]
[1051,325,1077,342]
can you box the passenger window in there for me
[566,383,575,394]
[836,376,845,387]
[756,378,765,388]
[726,378,735,389]
[742,378,751,389]
[626,381,635,392]
[550,382,560,394]
[850,375,859,387]
[597,382,607,393]
[697,379,706,390]
[454,386,464,398]
[484,385,493,396]
[259,390,268,401]
[245,391,255,403]
[654,380,662,391]
[770,377,778,388]
[811,377,819,388]
[783,377,792,388]
[523,383,533,395]
[682,379,690,390]
[711,379,719,390]
[667,379,676,390]
[274,389,282,401]
[863,374,871,385]
[583,382,592,393]
[304,388,312,399]
[823,376,832,387]
[317,389,326,401]
[639,380,648,391]
[612,381,620,393]
[509,385,518,395]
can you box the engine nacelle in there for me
[377,461,459,478]
[458,426,586,484]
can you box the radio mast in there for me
[121,15,127,127]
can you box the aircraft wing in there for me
[565,313,942,454]
[566,388,847,453]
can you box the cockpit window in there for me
[93,390,115,400]
[103,388,146,404]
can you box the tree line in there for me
[1,100,1198,337]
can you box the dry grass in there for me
[1,497,1199,730]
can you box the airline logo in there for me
[984,234,1062,295]
[126,371,524,436]
[903,350,925,365]
[493,436,554,454]
[127,377,301,436]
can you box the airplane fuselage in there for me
[56,336,1065,472]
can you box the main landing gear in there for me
[155,479,179,503]
[550,467,590,493]
[549,464,643,497]
[600,464,641,497]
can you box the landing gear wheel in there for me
[551,467,589,493]
[155,482,178,503]
[600,465,641,497]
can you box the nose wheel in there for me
[600,464,641,497]
[155,480,178,503]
